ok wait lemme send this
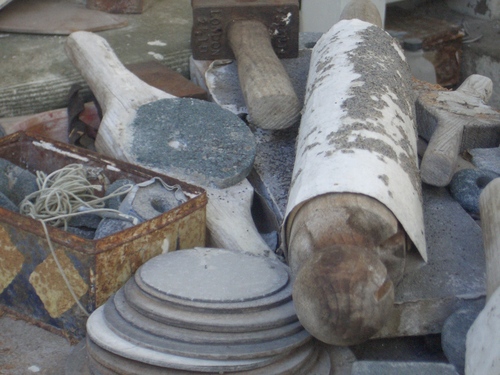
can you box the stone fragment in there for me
[94,218,134,239]
[441,303,484,375]
[66,226,96,240]
[0,190,18,212]
[68,213,102,230]
[0,158,38,206]
[125,179,185,221]
[104,179,135,210]
[376,184,486,338]
[449,168,499,215]
[468,147,500,175]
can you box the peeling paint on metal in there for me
[32,141,89,162]
[105,165,121,172]
[0,226,24,294]
[29,247,89,318]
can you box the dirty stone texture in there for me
[318,25,420,196]
[468,146,500,174]
[130,98,256,189]
[351,360,460,374]
[0,312,72,375]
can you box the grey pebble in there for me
[0,190,19,212]
[104,179,135,210]
[449,168,499,215]
[94,218,134,240]
[441,303,485,375]
[0,158,38,206]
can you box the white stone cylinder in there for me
[285,19,427,260]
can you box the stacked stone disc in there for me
[84,248,330,374]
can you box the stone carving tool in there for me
[191,0,301,130]
[418,74,500,187]
[65,31,272,257]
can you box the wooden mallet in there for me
[65,31,273,257]
[191,0,301,130]
[418,74,500,187]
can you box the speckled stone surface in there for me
[469,147,500,175]
[351,360,460,375]
[130,98,256,189]
[449,168,499,215]
[0,158,38,206]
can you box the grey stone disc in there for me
[130,98,256,189]
[137,248,290,304]
[86,307,279,372]
[105,289,303,345]
[86,336,321,375]
[123,279,298,333]
[104,298,311,360]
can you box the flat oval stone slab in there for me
[137,247,289,304]
[83,247,330,374]
[131,98,256,189]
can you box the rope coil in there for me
[19,164,135,316]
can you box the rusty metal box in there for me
[0,132,207,340]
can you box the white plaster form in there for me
[285,19,427,260]
[465,286,500,374]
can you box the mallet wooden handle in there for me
[480,177,500,301]
[65,31,174,115]
[205,179,274,258]
[66,31,175,160]
[420,116,466,186]
[420,75,493,187]
[228,20,300,130]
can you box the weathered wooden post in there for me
[284,18,427,345]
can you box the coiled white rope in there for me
[19,164,136,316]
[20,163,137,229]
